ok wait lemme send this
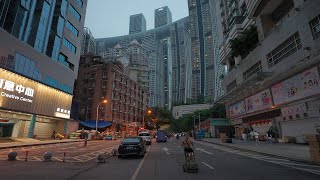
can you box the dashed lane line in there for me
[202,162,215,170]
[131,145,152,180]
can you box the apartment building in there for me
[218,0,320,143]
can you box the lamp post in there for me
[142,110,152,129]
[96,100,107,131]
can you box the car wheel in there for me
[118,155,123,158]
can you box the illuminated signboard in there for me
[0,68,72,119]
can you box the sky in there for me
[84,0,189,38]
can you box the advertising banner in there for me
[229,101,246,119]
[245,89,273,113]
[281,103,308,121]
[271,67,320,105]
[0,68,72,118]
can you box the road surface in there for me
[0,138,319,180]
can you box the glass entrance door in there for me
[0,123,14,137]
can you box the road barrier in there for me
[43,152,53,162]
[96,152,106,163]
[8,152,17,161]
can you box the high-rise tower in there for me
[155,6,172,28]
[129,13,147,34]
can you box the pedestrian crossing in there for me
[195,141,320,176]
[0,145,119,163]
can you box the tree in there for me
[168,104,227,132]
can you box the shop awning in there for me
[79,120,112,128]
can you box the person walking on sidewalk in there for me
[83,131,89,147]
[254,131,260,144]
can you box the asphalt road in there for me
[0,140,120,162]
[0,138,320,180]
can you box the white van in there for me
[138,131,152,145]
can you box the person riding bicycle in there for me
[181,134,193,154]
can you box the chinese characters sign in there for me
[0,68,72,118]
[0,78,35,103]
[229,101,246,119]
[271,67,320,105]
[245,89,273,113]
[281,103,308,121]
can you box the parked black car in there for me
[118,137,146,158]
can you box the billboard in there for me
[245,89,273,113]
[281,103,308,121]
[271,67,320,105]
[229,101,246,119]
[0,68,72,118]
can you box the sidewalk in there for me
[200,138,314,163]
[0,138,84,149]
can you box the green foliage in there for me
[169,104,227,132]
[230,25,259,59]
[145,107,174,130]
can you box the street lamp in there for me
[142,110,152,128]
[96,99,107,131]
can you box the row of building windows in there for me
[63,38,76,53]
[66,21,79,36]
[14,53,42,81]
[14,53,73,94]
[68,5,81,21]
[76,0,83,7]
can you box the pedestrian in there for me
[254,131,259,144]
[51,130,56,139]
[242,132,247,141]
[83,131,88,147]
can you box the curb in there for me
[0,140,85,150]
[199,139,320,166]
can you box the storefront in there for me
[228,66,320,142]
[197,118,230,138]
[0,68,72,139]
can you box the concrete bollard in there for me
[43,152,53,162]
[111,149,118,156]
[96,152,106,163]
[8,152,18,161]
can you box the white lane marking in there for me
[195,141,320,176]
[131,145,151,180]
[196,148,213,155]
[162,147,169,152]
[166,152,170,155]
[202,162,215,170]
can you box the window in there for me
[52,36,61,60]
[243,62,262,80]
[58,53,74,71]
[57,16,65,37]
[63,38,76,53]
[60,0,68,17]
[34,1,51,52]
[267,32,302,67]
[76,0,83,7]
[60,83,73,94]
[45,76,58,88]
[14,53,42,81]
[310,15,320,39]
[66,21,79,36]
[227,80,237,93]
[68,5,81,21]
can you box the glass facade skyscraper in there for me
[129,13,147,35]
[155,6,172,28]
